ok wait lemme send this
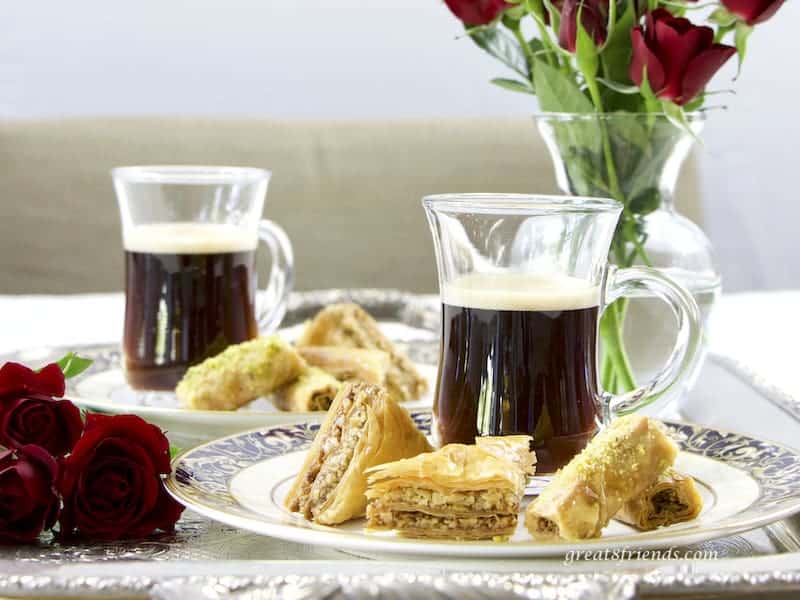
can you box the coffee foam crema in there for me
[442,273,601,311]
[123,223,258,254]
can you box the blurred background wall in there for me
[2,0,797,292]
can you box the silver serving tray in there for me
[1,289,799,597]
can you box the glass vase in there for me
[536,113,720,405]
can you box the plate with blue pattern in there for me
[166,415,800,558]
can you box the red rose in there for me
[0,445,60,543]
[444,0,509,26]
[59,414,184,540]
[0,362,65,398]
[722,0,785,26]
[630,9,736,106]
[559,0,609,53]
[0,361,83,456]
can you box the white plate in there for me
[3,319,438,442]
[166,415,800,558]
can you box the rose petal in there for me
[0,396,83,456]
[444,0,508,26]
[80,414,170,473]
[722,0,785,25]
[630,27,666,93]
[0,446,59,543]
[0,362,65,399]
[59,415,176,540]
[679,43,736,105]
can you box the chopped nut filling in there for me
[371,487,519,515]
[536,517,559,537]
[306,402,368,517]
[367,509,517,539]
[651,489,687,516]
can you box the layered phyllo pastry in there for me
[176,336,305,411]
[525,415,678,541]
[365,436,534,540]
[616,469,703,530]
[284,381,431,525]
[273,367,341,412]
[297,303,428,402]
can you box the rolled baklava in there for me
[176,336,306,411]
[616,469,703,530]
[296,304,428,402]
[525,415,678,541]
[284,381,432,525]
[298,346,391,387]
[272,367,342,412]
[365,438,533,540]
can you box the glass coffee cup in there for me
[113,166,293,391]
[423,194,701,473]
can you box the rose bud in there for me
[0,445,60,544]
[0,361,83,457]
[444,0,509,26]
[59,414,184,540]
[629,9,736,106]
[721,0,786,26]
[559,0,609,52]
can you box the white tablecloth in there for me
[1,290,799,400]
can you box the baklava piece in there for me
[616,469,703,530]
[524,415,678,541]
[298,346,391,387]
[176,336,305,411]
[365,437,533,540]
[284,381,432,525]
[272,367,342,412]
[296,304,428,402]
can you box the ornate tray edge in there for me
[2,567,800,598]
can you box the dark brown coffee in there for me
[122,224,258,390]
[433,276,601,473]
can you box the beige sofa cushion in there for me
[0,117,701,294]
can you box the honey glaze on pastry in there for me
[284,381,432,525]
[524,415,678,541]
[365,436,533,540]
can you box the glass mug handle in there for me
[599,265,702,423]
[256,219,295,333]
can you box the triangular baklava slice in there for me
[284,381,431,525]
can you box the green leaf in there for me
[629,187,661,216]
[682,93,706,113]
[469,26,529,78]
[524,0,546,21]
[601,0,636,83]
[734,21,752,77]
[503,4,527,20]
[639,66,661,113]
[597,78,640,94]
[491,77,535,95]
[170,444,183,460]
[533,59,594,112]
[56,352,93,379]
[575,5,599,79]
